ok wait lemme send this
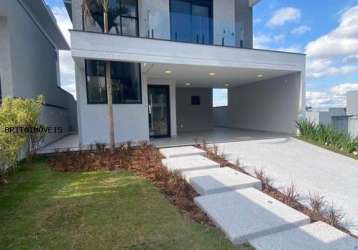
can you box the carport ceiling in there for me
[144,63,296,88]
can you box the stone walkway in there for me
[160,146,358,249]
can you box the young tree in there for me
[83,0,115,151]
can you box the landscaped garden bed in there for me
[1,151,251,249]
[296,119,358,160]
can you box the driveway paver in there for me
[216,137,358,235]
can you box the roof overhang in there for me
[249,0,261,7]
[18,0,70,50]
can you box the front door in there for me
[148,85,170,138]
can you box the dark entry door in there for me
[148,85,170,137]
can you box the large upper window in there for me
[86,60,141,104]
[170,0,213,44]
[84,0,139,36]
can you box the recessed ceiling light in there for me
[209,72,216,76]
[257,74,264,78]
[165,70,172,74]
[225,83,230,87]
[185,82,191,86]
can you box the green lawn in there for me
[0,158,251,250]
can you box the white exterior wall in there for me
[0,10,13,97]
[217,73,302,134]
[213,106,229,127]
[75,60,149,145]
[235,0,253,48]
[176,88,213,132]
[332,116,349,135]
[347,91,358,116]
[348,117,358,139]
[306,111,331,126]
[329,108,346,116]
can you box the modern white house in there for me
[65,0,306,146]
[0,0,77,145]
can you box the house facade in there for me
[66,0,306,146]
[0,0,77,145]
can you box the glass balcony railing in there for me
[82,10,248,48]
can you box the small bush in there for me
[308,192,326,221]
[326,203,345,230]
[282,183,300,207]
[296,119,358,157]
[254,168,273,191]
[0,96,45,178]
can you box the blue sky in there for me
[46,0,358,108]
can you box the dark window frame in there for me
[85,60,142,105]
[82,0,140,37]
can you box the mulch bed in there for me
[48,143,213,226]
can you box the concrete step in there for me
[249,221,358,250]
[162,155,220,174]
[160,146,206,158]
[194,188,310,245]
[182,167,262,195]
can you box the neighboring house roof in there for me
[17,0,69,50]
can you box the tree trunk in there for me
[103,11,115,151]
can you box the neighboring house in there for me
[347,90,358,116]
[306,108,346,127]
[65,0,306,146]
[306,91,358,138]
[0,0,77,145]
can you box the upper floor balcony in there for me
[79,0,254,48]
[70,0,305,73]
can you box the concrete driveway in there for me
[215,137,358,236]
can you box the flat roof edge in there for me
[18,0,70,50]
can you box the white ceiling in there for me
[144,63,296,88]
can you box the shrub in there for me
[0,96,45,177]
[296,119,358,157]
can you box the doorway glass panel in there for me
[148,86,170,137]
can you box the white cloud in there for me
[253,33,286,49]
[267,7,301,27]
[305,5,358,79]
[306,91,333,107]
[253,34,301,53]
[305,6,358,59]
[307,58,358,78]
[330,83,358,95]
[306,83,358,107]
[50,6,76,98]
[291,25,311,35]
